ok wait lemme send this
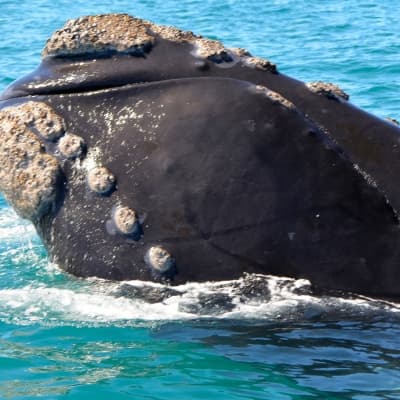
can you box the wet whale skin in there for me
[1,14,400,299]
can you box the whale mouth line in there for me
[1,75,253,100]
[0,77,154,100]
[0,71,251,101]
[1,80,149,100]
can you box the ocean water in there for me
[0,0,400,399]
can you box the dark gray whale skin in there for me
[1,15,400,299]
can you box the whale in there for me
[1,14,400,299]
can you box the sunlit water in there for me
[1,1,400,398]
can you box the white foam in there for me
[0,274,398,327]
[0,285,189,325]
[0,207,36,242]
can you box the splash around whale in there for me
[0,14,400,300]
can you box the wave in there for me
[0,272,399,327]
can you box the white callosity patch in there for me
[151,20,277,69]
[4,101,66,141]
[229,47,252,57]
[230,48,277,72]
[306,81,349,101]
[43,13,278,71]
[0,108,61,220]
[145,246,175,273]
[242,56,277,72]
[112,206,139,235]
[87,166,116,194]
[150,24,196,42]
[192,38,233,62]
[148,22,231,62]
[252,85,296,110]
[42,14,155,58]
[58,132,85,159]
[149,20,278,69]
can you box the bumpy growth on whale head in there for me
[42,14,155,58]
[0,104,62,221]
[1,13,400,300]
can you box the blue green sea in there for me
[1,0,400,399]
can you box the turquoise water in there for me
[1,0,400,398]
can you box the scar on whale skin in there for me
[252,85,296,110]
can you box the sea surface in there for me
[0,0,400,399]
